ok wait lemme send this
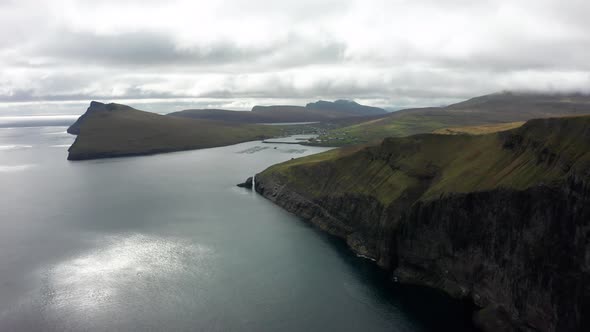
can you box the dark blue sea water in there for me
[0,123,475,331]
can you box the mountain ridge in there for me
[66,92,590,161]
[169,99,387,123]
[310,92,590,146]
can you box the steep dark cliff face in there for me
[255,176,397,267]
[255,175,590,331]
[254,116,590,331]
[397,181,590,331]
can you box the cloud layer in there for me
[1,0,589,111]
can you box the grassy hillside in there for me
[259,115,590,205]
[431,121,525,135]
[67,102,280,160]
[310,92,590,146]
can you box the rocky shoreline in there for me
[253,163,590,332]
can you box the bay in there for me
[0,125,475,331]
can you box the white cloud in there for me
[0,0,589,112]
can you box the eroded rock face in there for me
[254,174,590,332]
[397,182,590,332]
[236,177,254,189]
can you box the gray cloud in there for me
[0,0,589,112]
[34,31,267,67]
[6,29,347,72]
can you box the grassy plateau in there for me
[260,115,590,205]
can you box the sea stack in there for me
[236,177,253,189]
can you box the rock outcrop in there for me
[254,115,590,331]
[237,177,253,189]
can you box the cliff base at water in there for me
[254,115,590,331]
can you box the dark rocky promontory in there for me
[66,101,280,160]
[236,177,253,189]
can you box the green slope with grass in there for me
[260,115,590,204]
[432,121,525,135]
[310,92,590,146]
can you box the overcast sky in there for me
[1,0,589,113]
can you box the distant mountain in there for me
[306,100,387,116]
[66,92,590,160]
[167,109,269,124]
[250,105,307,113]
[168,100,387,123]
[312,92,590,146]
[67,101,279,160]
[169,106,326,123]
[443,91,590,117]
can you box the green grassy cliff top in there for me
[259,115,590,205]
